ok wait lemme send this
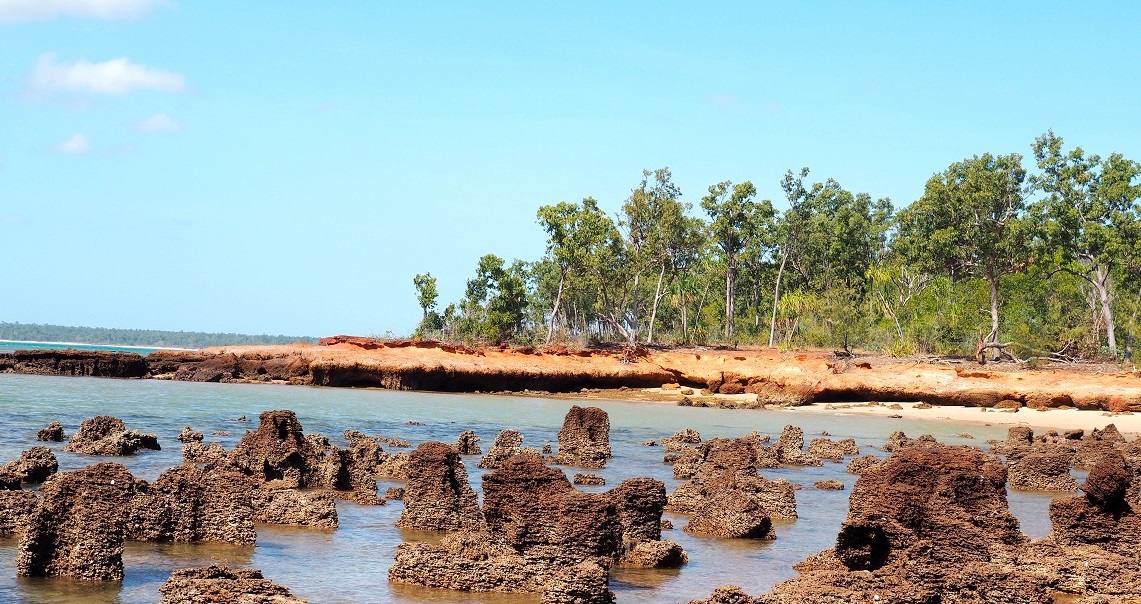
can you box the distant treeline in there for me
[0,322,317,349]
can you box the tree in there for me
[702,180,775,340]
[895,153,1030,359]
[1030,131,1141,353]
[413,272,438,319]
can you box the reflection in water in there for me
[0,374,1072,603]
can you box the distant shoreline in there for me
[0,339,196,352]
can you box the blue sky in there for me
[2,1,1139,337]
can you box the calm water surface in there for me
[0,374,1063,603]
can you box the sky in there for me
[2,1,1139,337]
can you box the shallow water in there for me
[0,374,1066,603]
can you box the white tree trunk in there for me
[646,264,667,344]
[768,252,788,347]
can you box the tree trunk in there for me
[646,263,668,344]
[768,251,788,348]
[546,269,567,344]
[630,273,641,344]
[1094,266,1116,353]
[988,275,1001,361]
[725,259,736,340]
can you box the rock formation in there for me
[17,462,138,581]
[183,441,229,464]
[806,437,859,462]
[456,430,481,455]
[396,441,483,531]
[618,539,688,568]
[845,454,881,475]
[1006,447,1077,492]
[249,487,338,529]
[769,425,823,466]
[390,454,622,602]
[228,410,323,487]
[0,476,37,536]
[127,464,257,545]
[3,446,58,484]
[574,473,606,486]
[64,415,161,456]
[36,421,66,442]
[608,477,667,544]
[667,438,797,522]
[158,565,309,604]
[553,406,612,469]
[177,426,204,443]
[478,429,526,469]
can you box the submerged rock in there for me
[618,539,688,568]
[64,416,160,456]
[177,426,204,443]
[769,425,822,466]
[806,437,859,462]
[554,406,612,469]
[574,473,606,486]
[158,565,309,604]
[17,462,138,581]
[396,441,482,531]
[541,560,615,604]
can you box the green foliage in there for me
[413,144,1141,360]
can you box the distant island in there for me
[0,322,316,349]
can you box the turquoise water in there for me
[0,341,176,355]
[0,374,1060,603]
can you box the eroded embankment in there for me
[2,341,1140,413]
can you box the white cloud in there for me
[54,133,91,154]
[137,112,180,134]
[0,0,161,23]
[29,53,185,95]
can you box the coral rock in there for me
[4,446,58,484]
[158,565,308,604]
[127,464,257,545]
[619,539,688,568]
[250,487,338,529]
[35,421,66,442]
[64,416,161,456]
[478,429,525,469]
[456,430,482,455]
[396,441,482,531]
[574,473,606,486]
[554,406,612,469]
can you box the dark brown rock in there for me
[36,421,66,442]
[64,415,161,456]
[482,455,573,548]
[4,446,58,484]
[541,560,615,604]
[17,462,138,581]
[177,426,204,443]
[183,441,229,465]
[814,480,844,490]
[618,539,688,568]
[0,489,38,536]
[845,455,881,475]
[478,429,525,469]
[554,406,612,469]
[769,425,822,466]
[158,565,308,603]
[682,585,757,604]
[127,464,257,545]
[574,473,606,486]
[229,410,323,487]
[456,430,481,455]
[806,438,859,462]
[685,488,775,539]
[396,441,482,531]
[1007,447,1077,492]
[249,487,338,529]
[608,477,666,544]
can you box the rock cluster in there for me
[64,415,161,456]
[229,410,324,487]
[391,454,677,602]
[396,441,483,531]
[36,421,66,442]
[1007,447,1077,492]
[844,454,881,475]
[158,565,308,604]
[17,462,138,581]
[0,475,37,536]
[249,487,338,529]
[553,406,612,469]
[177,426,204,443]
[769,425,823,466]
[667,437,796,540]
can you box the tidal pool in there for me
[0,374,1061,603]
